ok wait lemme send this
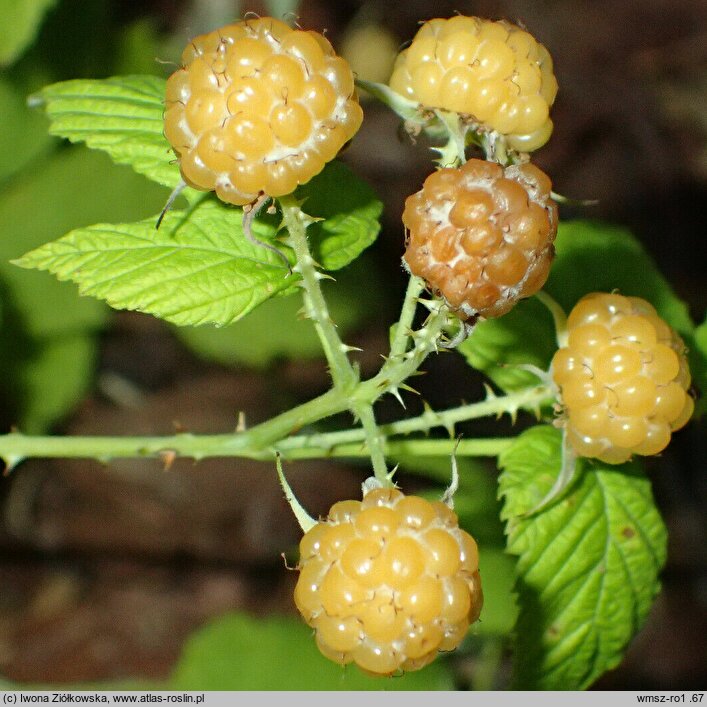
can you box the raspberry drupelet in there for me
[164,17,363,205]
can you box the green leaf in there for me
[170,613,455,690]
[33,76,381,272]
[499,425,667,690]
[474,548,519,637]
[32,77,384,267]
[547,221,693,335]
[177,258,380,367]
[18,333,98,434]
[0,146,170,431]
[0,0,57,66]
[0,147,168,336]
[459,297,556,391]
[296,161,382,271]
[0,77,54,184]
[31,75,194,198]
[15,198,297,327]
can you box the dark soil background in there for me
[0,0,705,689]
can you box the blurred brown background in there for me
[0,0,704,689]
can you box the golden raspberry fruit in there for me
[552,293,693,464]
[389,16,557,152]
[402,158,558,319]
[164,17,363,205]
[294,488,483,676]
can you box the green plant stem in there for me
[389,275,426,360]
[280,197,427,483]
[0,290,453,472]
[0,384,550,466]
[356,301,448,405]
[288,383,552,451]
[0,431,514,465]
[352,402,388,483]
[344,274,427,484]
[278,193,358,392]
[281,437,514,461]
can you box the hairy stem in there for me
[356,301,448,405]
[0,431,514,465]
[389,275,426,361]
[279,437,514,461]
[0,384,551,467]
[280,383,552,453]
[279,193,358,392]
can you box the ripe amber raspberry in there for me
[294,488,483,675]
[389,16,557,152]
[552,293,693,464]
[164,17,363,205]
[402,158,557,319]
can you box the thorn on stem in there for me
[550,191,599,206]
[236,411,247,433]
[3,455,25,476]
[159,449,177,471]
[388,387,406,408]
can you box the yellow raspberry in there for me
[402,158,558,319]
[389,16,558,151]
[164,17,363,205]
[294,488,483,676]
[552,293,694,464]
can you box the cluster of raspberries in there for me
[163,15,693,677]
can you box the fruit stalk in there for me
[389,275,426,361]
[352,402,390,483]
